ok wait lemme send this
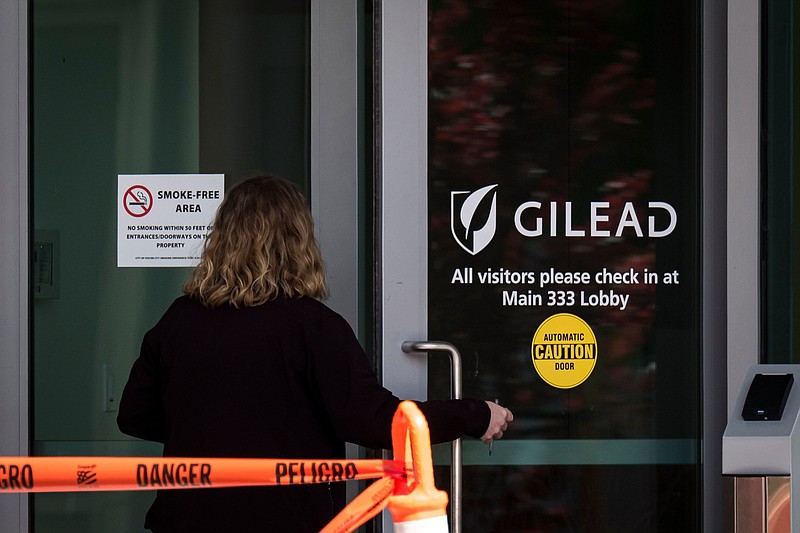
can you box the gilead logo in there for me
[515,200,676,238]
[451,184,499,256]
[532,313,598,389]
[450,185,677,254]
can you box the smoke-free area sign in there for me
[117,174,224,267]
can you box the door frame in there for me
[311,0,429,406]
[311,1,429,530]
[0,0,29,530]
[374,0,429,402]
[310,0,362,331]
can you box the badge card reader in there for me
[723,364,800,532]
[741,372,794,421]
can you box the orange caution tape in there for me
[323,401,449,533]
[319,477,396,533]
[0,457,405,493]
[1,401,449,533]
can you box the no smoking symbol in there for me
[124,185,153,218]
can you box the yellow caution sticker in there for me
[531,313,598,389]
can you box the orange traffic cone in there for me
[386,401,450,533]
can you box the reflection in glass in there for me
[762,0,800,363]
[428,1,700,530]
[32,1,309,531]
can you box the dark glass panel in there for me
[428,0,700,530]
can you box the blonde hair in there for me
[183,175,329,308]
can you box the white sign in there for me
[117,174,225,267]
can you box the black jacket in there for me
[118,295,489,532]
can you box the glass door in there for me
[378,1,702,531]
[30,1,334,531]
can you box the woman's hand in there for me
[481,400,513,443]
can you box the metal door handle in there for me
[401,340,463,533]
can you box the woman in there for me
[117,175,512,532]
